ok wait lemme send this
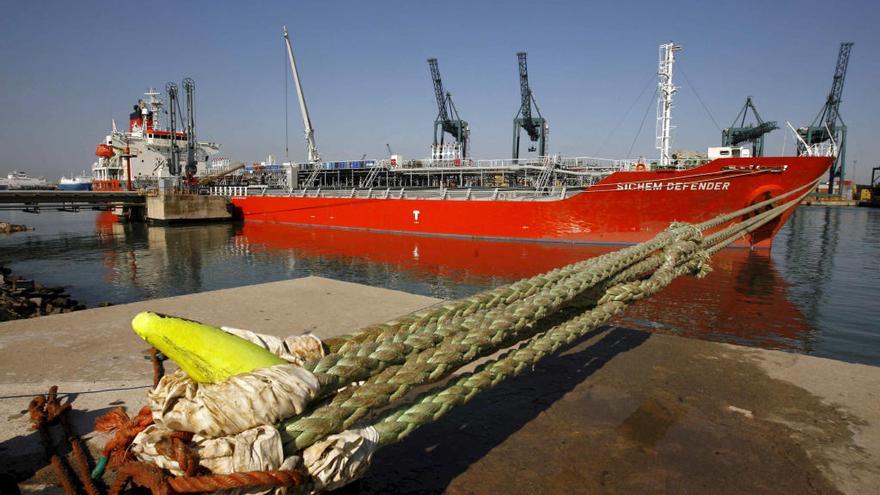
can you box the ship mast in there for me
[656,42,681,168]
[283,26,320,164]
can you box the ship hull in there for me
[232,157,831,249]
[58,183,92,191]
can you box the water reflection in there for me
[235,220,815,353]
[2,207,877,365]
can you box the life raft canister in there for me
[95,144,114,158]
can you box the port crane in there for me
[182,78,197,179]
[797,42,854,195]
[721,97,778,157]
[283,26,322,187]
[165,82,180,177]
[512,52,548,160]
[428,58,469,160]
[163,79,199,182]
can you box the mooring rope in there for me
[61,180,819,495]
[280,180,818,453]
[368,185,813,447]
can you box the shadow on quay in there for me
[346,326,649,494]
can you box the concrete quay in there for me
[1,277,878,494]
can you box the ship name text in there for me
[616,181,731,192]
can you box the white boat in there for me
[4,171,48,190]
[58,172,93,191]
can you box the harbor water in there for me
[0,206,878,366]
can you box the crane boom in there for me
[512,52,547,159]
[815,42,854,132]
[283,26,320,163]
[165,82,180,176]
[427,58,450,123]
[796,42,854,196]
[182,78,197,178]
[427,58,469,159]
[721,97,778,156]
[517,53,534,133]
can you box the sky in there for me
[1,0,878,182]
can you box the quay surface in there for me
[1,277,878,494]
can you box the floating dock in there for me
[1,277,878,493]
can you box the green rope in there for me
[281,228,706,452]
[279,183,814,454]
[294,223,703,407]
[373,254,705,446]
[367,191,808,447]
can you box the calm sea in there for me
[1,206,878,366]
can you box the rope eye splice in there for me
[29,179,814,495]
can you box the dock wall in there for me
[145,194,232,223]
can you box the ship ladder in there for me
[535,154,559,193]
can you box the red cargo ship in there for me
[227,39,832,249]
[230,155,830,249]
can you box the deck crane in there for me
[283,26,321,187]
[165,82,180,177]
[182,78,197,179]
[427,58,469,160]
[512,52,548,160]
[797,42,854,196]
[721,97,778,157]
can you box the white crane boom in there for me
[283,26,320,163]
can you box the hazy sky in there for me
[1,0,877,182]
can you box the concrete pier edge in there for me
[1,277,877,493]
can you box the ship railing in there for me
[294,159,381,172]
[268,186,579,201]
[210,185,268,197]
[279,155,687,176]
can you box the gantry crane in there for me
[797,42,854,195]
[512,52,547,160]
[721,97,778,157]
[427,58,469,159]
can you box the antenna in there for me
[655,42,681,167]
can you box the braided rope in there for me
[283,184,811,453]
[281,227,706,451]
[290,224,701,416]
[366,188,810,447]
[372,242,705,446]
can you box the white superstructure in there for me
[2,171,48,190]
[91,88,220,190]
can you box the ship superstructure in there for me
[1,171,48,190]
[92,84,219,190]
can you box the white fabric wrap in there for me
[302,426,380,493]
[220,327,324,366]
[149,364,320,438]
[132,425,300,495]
[132,424,379,494]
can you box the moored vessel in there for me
[91,82,220,191]
[58,172,93,191]
[227,38,833,250]
[3,170,48,190]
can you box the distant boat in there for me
[5,170,48,190]
[58,172,93,191]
